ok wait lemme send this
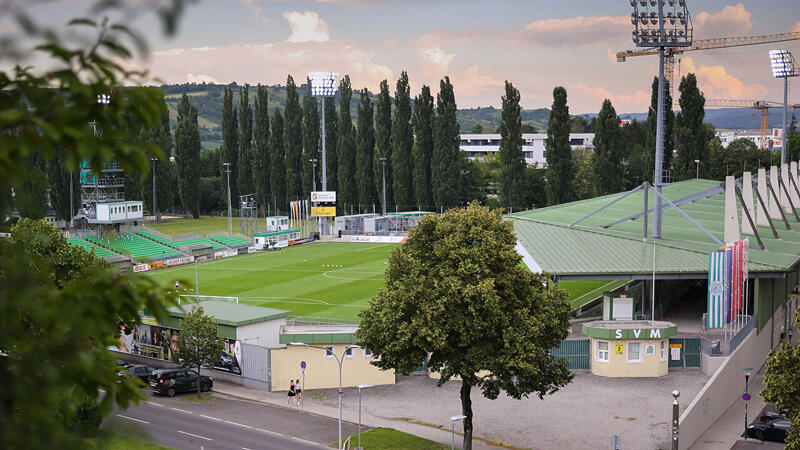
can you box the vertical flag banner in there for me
[707,249,728,328]
[724,247,732,324]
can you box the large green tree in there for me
[175,305,224,397]
[391,71,414,210]
[302,90,319,194]
[284,75,304,201]
[374,80,393,211]
[358,203,573,450]
[47,151,80,222]
[324,96,338,193]
[221,85,239,201]
[761,302,800,449]
[141,97,174,219]
[413,85,434,209]
[237,84,253,196]
[253,85,271,212]
[432,76,463,210]
[592,99,623,196]
[356,88,376,208]
[674,73,707,181]
[16,152,49,219]
[545,87,574,205]
[645,77,674,183]
[498,81,526,210]
[337,76,357,213]
[174,93,201,218]
[269,108,286,213]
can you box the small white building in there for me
[93,201,144,224]
[716,128,783,149]
[459,133,594,166]
[254,229,301,249]
[265,216,290,232]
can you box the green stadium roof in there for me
[508,179,800,280]
[167,301,290,327]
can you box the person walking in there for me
[294,379,302,406]
[288,380,296,405]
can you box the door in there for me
[186,370,199,392]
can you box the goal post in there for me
[178,294,239,305]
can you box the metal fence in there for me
[699,315,755,357]
[668,338,701,368]
[551,339,591,370]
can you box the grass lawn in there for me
[84,431,169,450]
[150,216,246,236]
[559,280,627,309]
[336,428,446,449]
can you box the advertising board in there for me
[311,206,337,217]
[214,249,238,259]
[311,191,336,203]
[350,235,407,243]
[133,263,151,273]
[288,237,314,246]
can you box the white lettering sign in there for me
[615,329,623,339]
[633,329,641,338]
[650,329,661,338]
[311,191,336,203]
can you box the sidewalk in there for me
[212,380,496,449]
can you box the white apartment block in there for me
[459,133,595,166]
[716,128,783,149]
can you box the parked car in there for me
[747,418,791,442]
[118,364,156,383]
[148,368,213,397]
[114,359,132,368]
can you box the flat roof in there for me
[509,178,800,280]
[167,300,290,327]
[254,229,300,237]
[279,324,359,345]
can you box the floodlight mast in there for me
[307,72,338,192]
[769,50,799,164]
[630,0,692,239]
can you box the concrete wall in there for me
[590,337,668,378]
[678,317,773,450]
[270,344,395,391]
[237,317,286,348]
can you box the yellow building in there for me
[272,324,395,391]
[582,320,678,378]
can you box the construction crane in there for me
[705,99,800,150]
[617,31,800,98]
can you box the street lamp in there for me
[309,158,318,192]
[357,384,373,450]
[223,162,232,234]
[289,342,360,449]
[380,157,387,216]
[769,49,799,164]
[630,0,693,240]
[671,390,680,450]
[694,159,700,179]
[449,415,467,450]
[151,157,158,223]
[744,367,753,439]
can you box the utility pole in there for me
[69,172,74,230]
[151,158,158,223]
[380,157,387,216]
[310,158,318,191]
[223,162,232,234]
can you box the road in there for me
[104,390,365,449]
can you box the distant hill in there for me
[597,108,794,131]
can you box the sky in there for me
[14,0,800,113]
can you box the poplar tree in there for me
[238,84,253,196]
[545,86,574,205]
[592,99,623,196]
[269,108,285,213]
[391,71,413,210]
[302,90,319,193]
[284,75,303,201]
[336,75,356,213]
[498,81,526,210]
[221,86,239,200]
[356,88,376,208]
[674,73,708,181]
[324,96,338,193]
[174,93,201,218]
[374,79,393,211]
[141,97,174,218]
[645,77,674,183]
[253,84,270,212]
[432,76,462,209]
[413,85,434,209]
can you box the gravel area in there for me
[318,371,708,449]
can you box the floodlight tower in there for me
[307,72,338,192]
[769,49,799,164]
[630,0,693,239]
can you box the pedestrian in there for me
[295,379,302,405]
[288,380,296,405]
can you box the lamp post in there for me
[151,157,158,223]
[694,159,700,179]
[769,49,799,164]
[449,415,467,450]
[223,162,232,234]
[671,390,680,450]
[357,384,373,450]
[289,342,360,449]
[310,158,318,192]
[744,367,752,439]
[308,72,338,235]
[380,157,387,216]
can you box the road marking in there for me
[147,401,164,407]
[225,420,253,429]
[177,430,212,441]
[290,436,319,446]
[115,414,148,424]
[255,427,284,437]
[200,414,223,421]
[171,407,192,414]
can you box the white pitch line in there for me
[177,430,213,441]
[115,414,149,424]
[255,427,284,437]
[200,414,223,421]
[147,401,164,407]
[171,407,192,414]
[290,436,320,446]
[224,420,253,429]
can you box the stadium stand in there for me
[210,235,251,247]
[134,230,180,250]
[67,237,121,259]
[86,233,182,260]
[173,237,226,249]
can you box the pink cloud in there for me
[283,11,331,43]
[694,4,753,39]
[680,57,768,100]
[504,16,630,47]
[453,65,504,97]
[568,83,650,112]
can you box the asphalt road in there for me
[104,390,365,449]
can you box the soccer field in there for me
[145,242,395,321]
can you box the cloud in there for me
[504,16,630,47]
[414,30,475,48]
[283,11,330,43]
[186,73,218,84]
[793,21,800,32]
[417,46,455,79]
[241,0,272,24]
[694,3,753,38]
[454,65,504,97]
[569,83,650,112]
[680,57,768,100]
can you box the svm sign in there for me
[615,328,663,339]
[581,322,679,340]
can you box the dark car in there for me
[747,418,791,442]
[118,365,156,383]
[148,368,213,397]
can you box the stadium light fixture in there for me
[769,49,799,164]
[308,71,338,235]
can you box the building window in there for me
[344,347,354,359]
[324,345,335,359]
[628,342,642,363]
[364,348,373,359]
[660,340,667,362]
[596,340,609,362]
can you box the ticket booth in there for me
[581,320,678,378]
